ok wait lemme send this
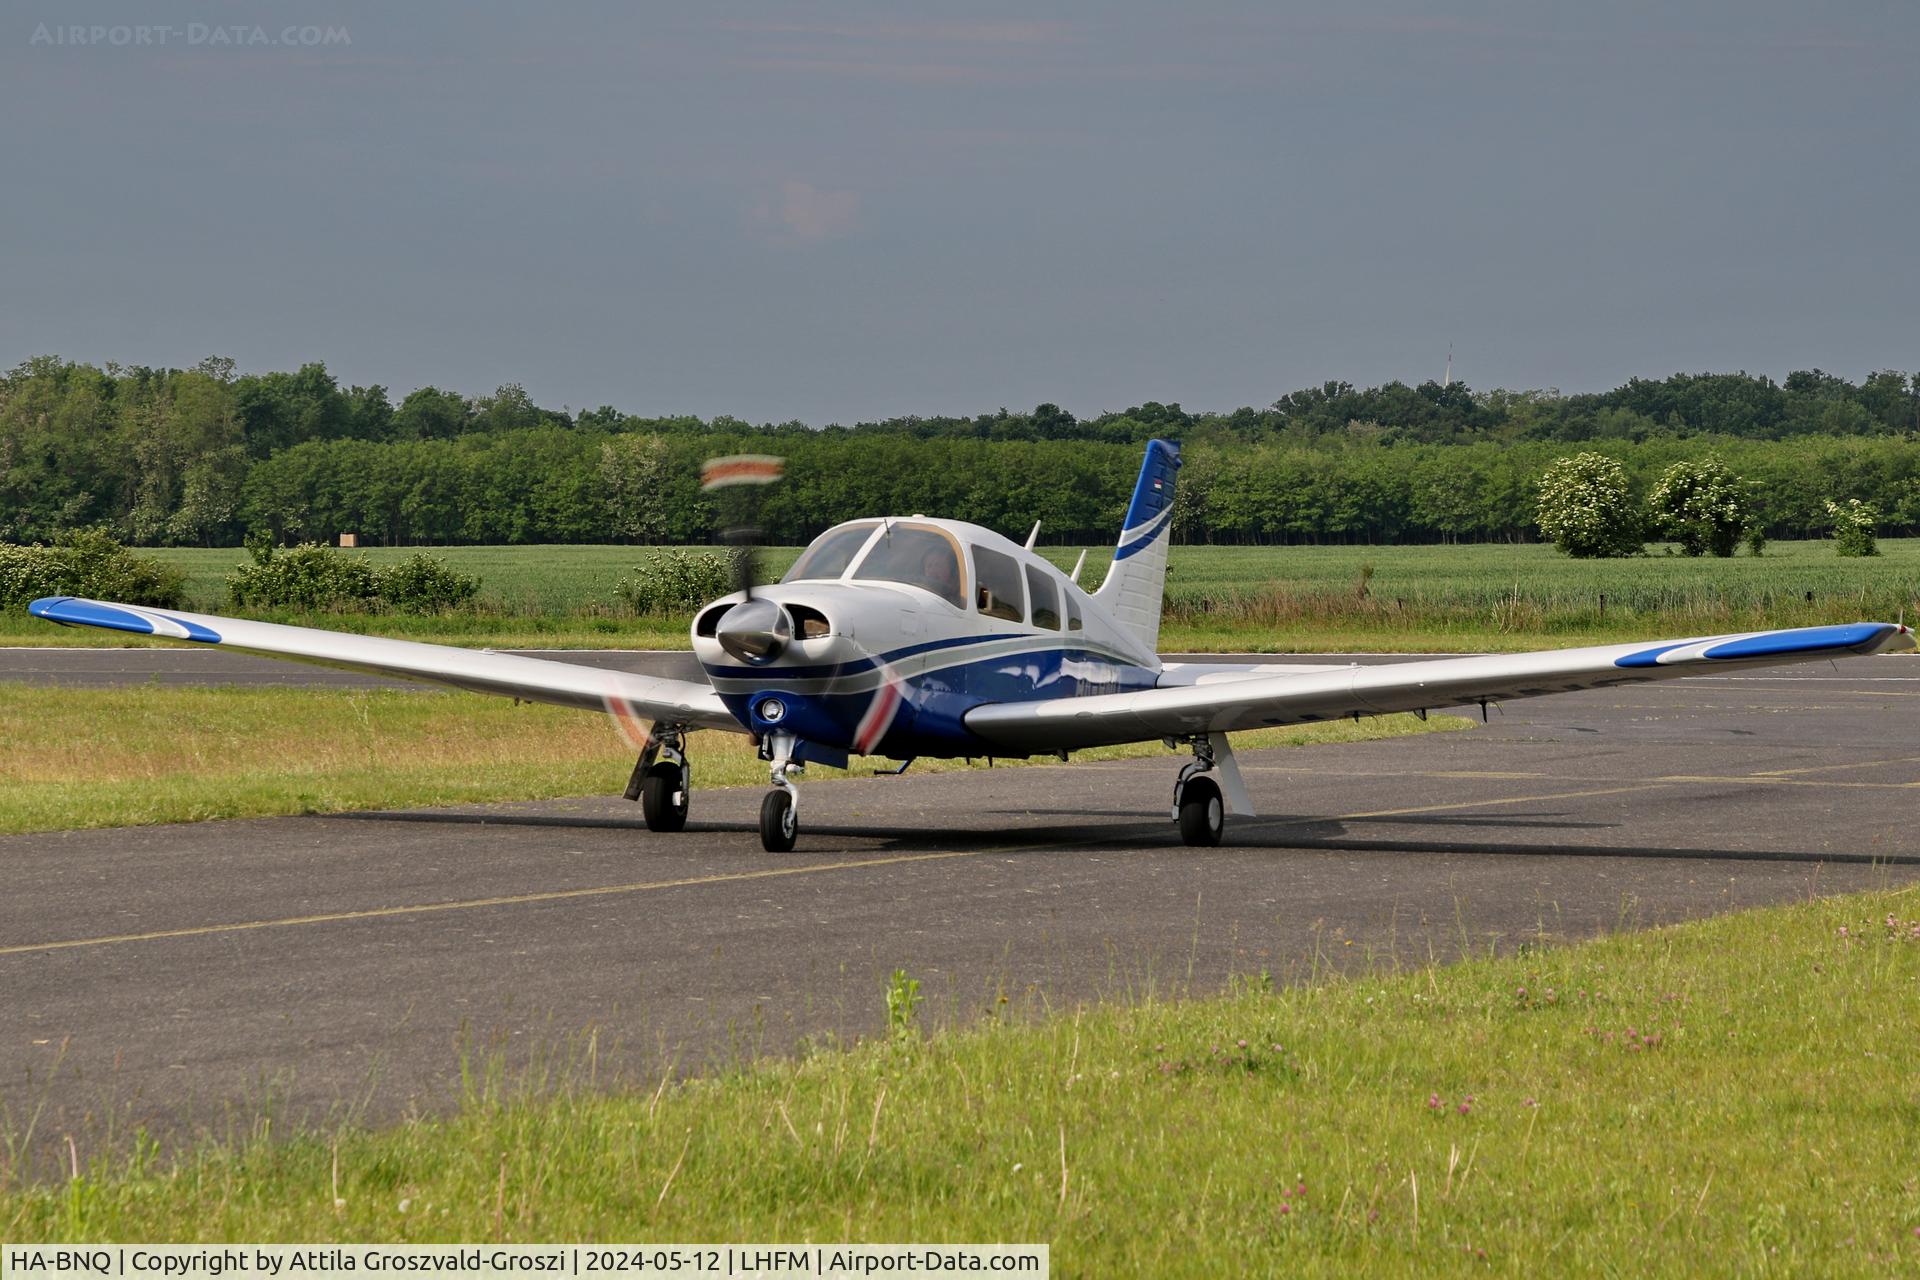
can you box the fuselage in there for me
[689,518,1159,759]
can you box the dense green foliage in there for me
[1534,453,1644,558]
[1828,498,1880,558]
[1646,456,1754,557]
[613,548,742,614]
[225,539,479,612]
[0,529,185,610]
[5,355,1919,547]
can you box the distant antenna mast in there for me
[1444,343,1453,388]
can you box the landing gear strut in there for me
[759,730,801,852]
[625,728,690,832]
[1170,732,1253,848]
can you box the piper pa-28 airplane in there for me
[30,440,1914,851]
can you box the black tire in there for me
[759,788,798,853]
[1177,775,1225,847]
[641,764,689,832]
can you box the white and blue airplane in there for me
[30,439,1915,851]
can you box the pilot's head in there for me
[920,546,956,591]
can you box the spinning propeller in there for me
[602,453,788,755]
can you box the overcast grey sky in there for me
[4,2,1915,422]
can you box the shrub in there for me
[375,552,480,613]
[227,541,379,611]
[0,530,186,611]
[1536,453,1643,558]
[614,548,743,614]
[1647,456,1751,557]
[1826,499,1879,557]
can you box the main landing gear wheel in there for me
[1177,774,1225,847]
[759,788,798,853]
[640,764,689,832]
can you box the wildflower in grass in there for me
[1523,1097,1539,1108]
[1277,1202,1291,1215]
[1428,1092,1443,1110]
[1457,1095,1475,1115]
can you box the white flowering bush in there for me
[615,548,745,614]
[1825,498,1879,557]
[1536,453,1642,558]
[1647,456,1751,557]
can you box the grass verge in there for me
[5,885,1919,1274]
[0,684,1464,835]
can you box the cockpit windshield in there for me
[850,524,966,608]
[781,522,879,583]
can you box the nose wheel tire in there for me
[759,788,798,852]
[640,764,689,832]
[1177,775,1225,847]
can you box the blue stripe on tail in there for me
[1119,438,1180,534]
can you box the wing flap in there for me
[28,596,741,733]
[967,622,1913,752]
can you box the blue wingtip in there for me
[27,596,221,642]
[1616,622,1897,668]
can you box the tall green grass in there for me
[7,885,1919,1275]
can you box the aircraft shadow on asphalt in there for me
[326,807,1920,867]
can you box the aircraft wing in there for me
[27,596,741,733]
[966,622,1914,753]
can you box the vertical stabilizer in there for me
[1094,438,1180,652]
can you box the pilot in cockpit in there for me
[919,545,959,602]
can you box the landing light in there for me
[758,697,788,724]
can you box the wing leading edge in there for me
[27,596,740,733]
[965,622,1914,753]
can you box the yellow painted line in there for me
[1750,753,1920,778]
[0,849,992,957]
[2,764,1900,958]
[1271,783,1678,825]
[1655,775,1920,790]
[1243,767,1549,780]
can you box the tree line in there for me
[3,355,1918,547]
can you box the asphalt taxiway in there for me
[4,649,1918,1153]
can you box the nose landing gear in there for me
[759,730,801,852]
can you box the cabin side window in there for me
[1025,564,1061,630]
[971,546,1026,623]
[1065,589,1084,632]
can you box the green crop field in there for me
[9,539,1920,652]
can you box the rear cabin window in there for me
[782,523,878,583]
[972,546,1025,623]
[1025,564,1061,630]
[850,525,965,608]
[1065,591,1083,632]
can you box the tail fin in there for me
[1094,438,1180,652]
